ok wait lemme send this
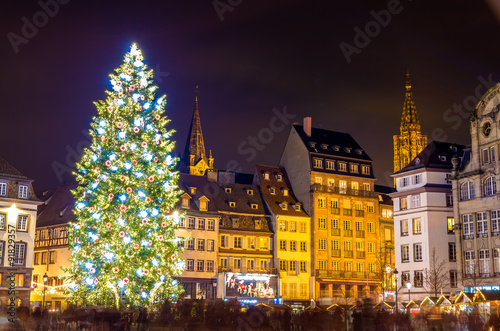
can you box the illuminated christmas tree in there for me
[65,44,185,309]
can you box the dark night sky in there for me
[1,0,500,191]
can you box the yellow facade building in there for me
[393,72,427,179]
[279,118,385,306]
[254,165,312,305]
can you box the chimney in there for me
[303,117,312,137]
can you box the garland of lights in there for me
[64,44,185,309]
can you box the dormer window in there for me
[440,155,447,162]
[276,174,283,181]
[264,172,270,180]
[295,204,301,211]
[313,158,323,168]
[233,218,239,228]
[189,187,197,195]
[270,187,276,195]
[355,149,363,155]
[321,144,328,149]
[251,204,258,209]
[225,187,232,193]
[309,142,316,148]
[344,147,352,153]
[255,220,261,229]
[181,193,191,209]
[282,202,288,210]
[282,188,289,196]
[18,185,28,199]
[333,145,340,151]
[199,196,210,211]
[415,157,421,165]
[247,189,253,195]
[229,201,236,208]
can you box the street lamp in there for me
[406,282,412,313]
[43,273,48,309]
[393,269,398,315]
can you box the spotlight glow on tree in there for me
[65,44,185,308]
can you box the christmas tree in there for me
[66,44,185,309]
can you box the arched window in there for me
[485,177,497,196]
[461,181,475,201]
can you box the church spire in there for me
[182,88,214,176]
[393,71,427,184]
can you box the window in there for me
[447,217,455,234]
[0,213,5,230]
[264,172,270,180]
[196,260,204,272]
[463,214,474,238]
[260,260,267,270]
[208,240,215,251]
[338,162,347,172]
[401,245,409,262]
[344,261,352,272]
[319,260,327,271]
[198,219,205,230]
[367,222,375,233]
[197,239,205,251]
[260,238,268,249]
[356,262,364,272]
[186,260,194,271]
[356,241,364,251]
[382,209,392,218]
[0,183,6,196]
[400,177,409,187]
[300,261,307,272]
[41,252,47,264]
[479,249,490,275]
[368,242,375,254]
[279,221,287,231]
[343,220,351,230]
[276,174,283,181]
[326,160,335,170]
[414,271,423,287]
[318,198,326,208]
[49,251,55,264]
[318,218,326,229]
[315,177,323,185]
[446,195,453,207]
[207,219,215,231]
[269,187,276,195]
[483,148,490,164]
[414,243,423,261]
[280,240,287,250]
[247,259,255,270]
[461,181,475,201]
[485,177,497,196]
[295,204,301,211]
[492,146,496,162]
[289,261,297,273]
[400,198,408,210]
[367,263,375,273]
[350,164,359,173]
[34,252,39,265]
[412,195,420,208]
[367,203,374,213]
[344,241,352,251]
[401,272,410,287]
[280,260,288,271]
[450,271,457,288]
[207,261,214,272]
[332,261,340,271]
[331,219,339,229]
[199,200,208,211]
[300,222,307,233]
[220,258,228,268]
[413,174,421,185]
[355,221,363,231]
[188,218,195,229]
[18,185,28,199]
[283,189,289,196]
[15,274,24,287]
[477,212,488,237]
[251,204,259,210]
[493,210,500,235]
[233,219,239,228]
[181,197,190,208]
[220,235,228,248]
[313,158,323,168]
[332,240,339,250]
[255,220,261,230]
[352,182,359,192]
[234,237,242,248]
[17,215,28,232]
[339,180,347,193]
[449,243,456,262]
[187,239,195,250]
[300,241,307,252]
[290,241,297,251]
[229,202,236,208]
[13,242,26,266]
[401,219,408,236]
[286,221,295,232]
[413,218,421,234]
[361,165,370,175]
[234,259,241,268]
[464,251,475,275]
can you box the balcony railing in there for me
[356,251,365,259]
[331,228,340,236]
[344,250,353,258]
[311,184,379,198]
[463,234,474,240]
[343,209,352,216]
[331,207,340,215]
[331,249,341,257]
[218,266,278,274]
[315,269,379,281]
[344,229,353,237]
[355,210,364,217]
[477,232,488,238]
[356,230,365,238]
[493,231,500,237]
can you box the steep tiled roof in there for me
[293,124,372,161]
[0,156,27,179]
[36,183,77,227]
[396,141,465,174]
[255,164,309,217]
[178,173,219,213]
[212,182,266,215]
[375,185,394,206]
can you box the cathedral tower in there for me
[393,72,427,181]
[182,96,214,176]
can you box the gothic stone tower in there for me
[182,96,214,176]
[393,72,428,182]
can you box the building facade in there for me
[392,142,463,303]
[279,118,383,306]
[254,165,312,305]
[0,156,41,307]
[451,83,500,291]
[393,72,428,178]
[31,184,74,311]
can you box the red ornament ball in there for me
[107,106,113,112]
[133,127,140,133]
[120,205,127,212]
[126,187,133,193]
[106,222,111,229]
[129,85,135,92]
[155,114,160,120]
[145,197,151,203]
[148,176,154,182]
[171,254,176,261]
[140,95,145,101]
[120,145,126,152]
[119,231,125,238]
[112,267,119,273]
[144,269,149,275]
[141,142,147,148]
[105,160,111,167]
[141,219,148,225]
[108,193,114,199]
[161,222,167,228]
[133,244,139,249]
[123,278,129,284]
[117,122,123,128]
